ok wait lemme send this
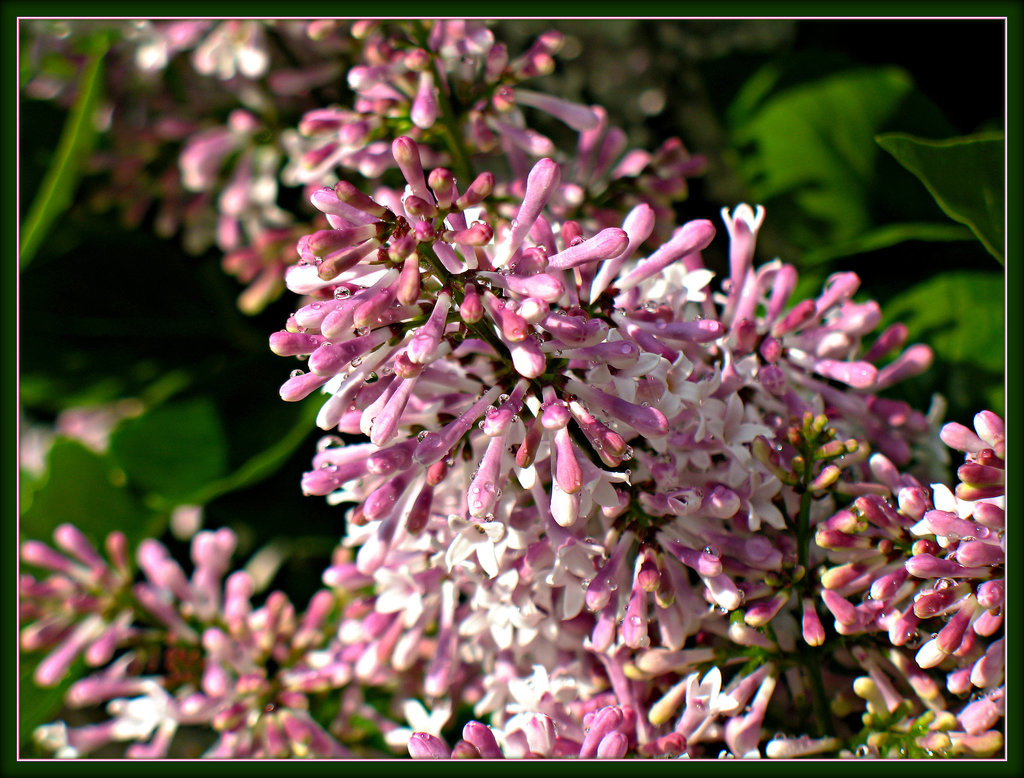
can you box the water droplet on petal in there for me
[417,431,430,441]
[290,369,305,378]
[317,435,344,452]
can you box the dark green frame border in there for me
[4,3,1019,776]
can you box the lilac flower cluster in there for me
[20,19,1004,760]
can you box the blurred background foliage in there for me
[18,18,1004,745]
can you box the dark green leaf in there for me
[875,132,1005,263]
[731,67,919,246]
[727,64,955,266]
[188,396,323,505]
[109,398,229,504]
[19,438,160,546]
[799,221,974,265]
[882,271,1004,417]
[20,30,110,268]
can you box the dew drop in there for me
[321,342,332,348]
[703,545,720,559]
[317,435,344,452]
[335,287,352,299]
[498,394,510,404]
[351,357,363,367]
[417,431,430,441]
[290,369,305,378]
[365,372,379,383]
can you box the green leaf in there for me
[109,397,229,505]
[875,132,1005,264]
[882,271,1004,417]
[19,438,161,546]
[187,396,324,505]
[799,221,974,265]
[727,65,954,259]
[731,67,917,246]
[19,29,110,268]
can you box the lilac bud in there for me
[482,291,529,342]
[461,722,504,758]
[812,359,878,389]
[454,171,495,211]
[269,331,326,357]
[801,598,825,646]
[615,219,716,291]
[509,338,547,378]
[392,136,431,203]
[408,292,452,364]
[547,228,629,270]
[501,158,560,263]
[579,707,624,758]
[330,180,390,219]
[459,283,483,323]
[428,168,456,210]
[513,88,600,131]
[875,344,933,389]
[721,204,765,306]
[411,71,439,129]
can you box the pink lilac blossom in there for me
[22,527,361,757]
[262,129,971,757]
[21,19,1003,761]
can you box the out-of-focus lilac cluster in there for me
[20,19,1003,760]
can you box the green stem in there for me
[800,639,836,737]
[411,21,475,186]
[794,456,834,737]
